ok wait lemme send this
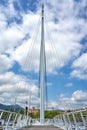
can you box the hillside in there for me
[0,103,23,111]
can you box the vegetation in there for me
[33,110,62,119]
[19,109,25,114]
[64,111,87,123]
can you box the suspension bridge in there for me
[0,1,87,130]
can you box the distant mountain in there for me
[0,103,23,112]
[58,109,64,112]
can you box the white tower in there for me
[40,3,45,124]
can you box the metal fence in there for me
[54,108,87,130]
[1,108,87,130]
[0,109,31,130]
[31,118,54,125]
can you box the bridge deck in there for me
[21,125,63,130]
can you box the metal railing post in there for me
[80,111,85,127]
[67,114,72,130]
[63,114,68,130]
[12,113,18,129]
[5,113,12,130]
[72,112,79,130]
[16,114,22,128]
[0,111,3,119]
[85,108,87,130]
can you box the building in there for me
[28,108,39,115]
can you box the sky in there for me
[0,0,87,110]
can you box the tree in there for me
[19,109,24,114]
[33,110,62,119]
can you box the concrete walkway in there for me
[21,125,63,130]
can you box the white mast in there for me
[40,2,45,124]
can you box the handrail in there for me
[0,109,30,130]
[54,108,87,130]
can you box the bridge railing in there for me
[0,109,31,130]
[53,108,87,130]
[30,118,54,125]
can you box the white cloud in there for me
[0,24,25,53]
[0,55,13,73]
[65,83,73,87]
[11,0,87,74]
[10,12,84,74]
[71,90,87,102]
[46,89,87,110]
[58,90,87,110]
[71,53,87,79]
[47,101,58,109]
[0,72,39,107]
[0,0,86,74]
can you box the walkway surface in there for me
[21,125,63,130]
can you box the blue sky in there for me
[0,0,87,110]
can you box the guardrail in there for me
[1,108,86,129]
[31,118,54,125]
[0,109,31,130]
[54,108,87,130]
